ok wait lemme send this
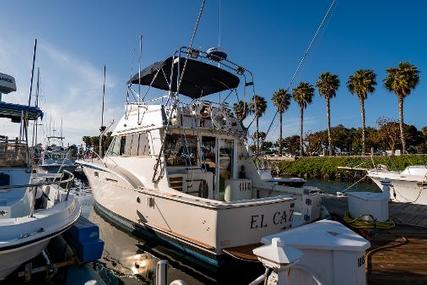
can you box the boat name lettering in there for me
[273,211,287,225]
[250,214,267,229]
[250,210,290,229]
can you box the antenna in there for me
[28,38,37,106]
[138,35,143,101]
[217,0,222,48]
[99,65,107,157]
[100,65,106,130]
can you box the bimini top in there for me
[0,102,43,122]
[128,56,240,98]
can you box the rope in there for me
[343,212,395,230]
[340,174,368,193]
[264,0,337,139]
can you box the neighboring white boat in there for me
[258,168,306,188]
[40,144,77,173]
[0,73,81,280]
[79,47,322,266]
[367,165,427,205]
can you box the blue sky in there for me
[1,0,426,144]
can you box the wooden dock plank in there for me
[322,195,427,284]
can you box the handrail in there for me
[0,170,75,200]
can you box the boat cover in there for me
[128,57,240,98]
[0,102,43,121]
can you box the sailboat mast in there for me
[60,118,63,147]
[32,67,40,146]
[27,39,37,106]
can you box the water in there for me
[89,210,205,285]
[305,178,379,194]
[74,178,378,285]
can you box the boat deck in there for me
[322,195,427,284]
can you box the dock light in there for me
[253,237,303,269]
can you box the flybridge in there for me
[0,72,17,94]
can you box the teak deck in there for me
[322,195,427,284]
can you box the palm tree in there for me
[249,95,267,155]
[292,82,314,156]
[272,89,291,156]
[315,72,340,156]
[347,70,376,155]
[233,100,249,121]
[384,62,420,153]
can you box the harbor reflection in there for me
[89,209,206,285]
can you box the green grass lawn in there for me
[277,155,427,179]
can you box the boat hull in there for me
[82,163,295,266]
[94,200,221,266]
[0,196,81,280]
[369,174,427,205]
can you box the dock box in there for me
[66,216,100,242]
[65,217,104,262]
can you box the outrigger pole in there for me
[32,67,40,146]
[99,65,106,157]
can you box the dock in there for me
[322,195,427,284]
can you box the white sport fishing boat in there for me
[0,72,81,280]
[79,47,322,266]
[40,130,77,173]
[368,165,427,205]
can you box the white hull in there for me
[0,235,50,279]
[0,195,81,279]
[368,166,427,205]
[82,164,294,258]
[369,173,427,205]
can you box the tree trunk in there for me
[359,97,366,156]
[300,107,304,156]
[398,95,406,154]
[279,111,283,156]
[256,116,260,156]
[326,98,332,156]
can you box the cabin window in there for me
[138,133,151,156]
[164,134,198,167]
[201,136,216,172]
[108,133,151,157]
[130,133,139,156]
[119,136,126,155]
[107,137,120,156]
